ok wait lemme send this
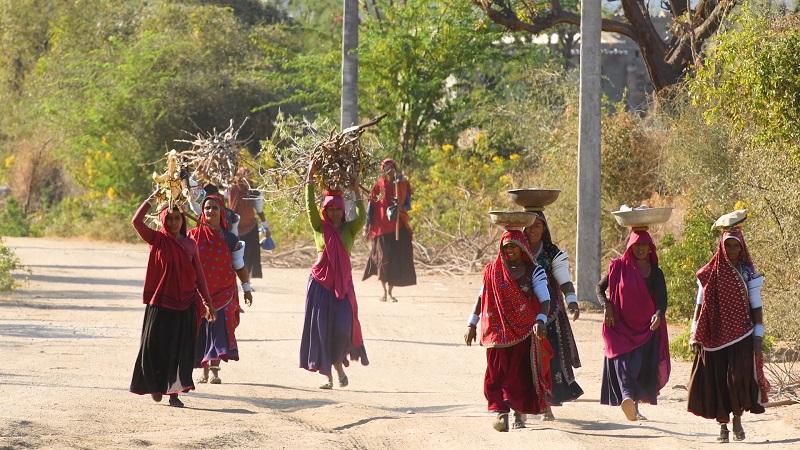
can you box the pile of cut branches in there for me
[175,119,251,190]
[256,114,386,216]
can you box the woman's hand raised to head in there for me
[307,157,319,183]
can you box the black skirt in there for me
[687,334,765,423]
[130,304,197,396]
[362,226,416,287]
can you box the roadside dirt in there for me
[1,237,798,449]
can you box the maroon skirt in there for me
[362,226,416,287]
[687,335,765,423]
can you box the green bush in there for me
[0,237,28,293]
[0,198,31,237]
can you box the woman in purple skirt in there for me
[299,160,369,389]
[596,230,670,421]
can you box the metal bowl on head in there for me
[507,189,561,209]
[489,211,537,229]
[611,206,674,228]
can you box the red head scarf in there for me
[602,231,658,358]
[142,206,198,310]
[693,227,754,349]
[381,158,397,171]
[199,195,229,230]
[479,230,541,347]
[188,195,237,310]
[310,191,367,362]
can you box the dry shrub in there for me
[7,136,70,214]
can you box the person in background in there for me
[464,230,552,432]
[129,191,216,408]
[596,229,670,422]
[299,159,369,389]
[523,213,583,420]
[362,158,416,302]
[227,168,268,278]
[188,195,253,385]
[687,219,769,443]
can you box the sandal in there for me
[319,381,333,390]
[513,411,526,428]
[208,366,221,384]
[168,395,184,408]
[492,413,509,432]
[717,428,729,443]
[379,294,387,302]
[635,413,648,421]
[338,374,349,388]
[732,428,745,442]
[621,397,637,421]
[541,410,555,421]
[389,295,398,303]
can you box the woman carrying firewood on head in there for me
[129,191,216,408]
[299,158,369,389]
[362,158,417,302]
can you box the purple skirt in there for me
[299,276,354,377]
[194,304,240,367]
[600,330,661,406]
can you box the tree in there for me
[473,0,737,92]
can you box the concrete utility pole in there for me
[341,0,359,221]
[575,0,602,304]
[341,0,359,129]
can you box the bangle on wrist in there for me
[536,313,547,323]
[753,323,764,338]
[565,292,578,304]
[241,282,252,293]
[467,313,480,327]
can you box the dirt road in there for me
[0,237,798,449]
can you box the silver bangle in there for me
[753,324,764,338]
[241,282,252,293]
[536,313,548,323]
[467,313,479,327]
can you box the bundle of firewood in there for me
[256,114,386,214]
[175,119,250,189]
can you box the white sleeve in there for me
[253,195,264,214]
[551,250,572,286]
[747,275,763,308]
[696,279,703,305]
[531,265,551,303]
[231,241,245,270]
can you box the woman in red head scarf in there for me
[188,195,254,384]
[596,230,670,422]
[299,159,369,389]
[464,230,553,432]
[687,223,769,443]
[129,191,216,408]
[362,158,416,301]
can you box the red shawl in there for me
[142,207,198,310]
[366,158,413,240]
[188,195,240,349]
[694,227,769,399]
[694,227,754,349]
[602,231,665,357]
[310,192,367,362]
[480,230,545,348]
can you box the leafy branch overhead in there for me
[473,0,738,91]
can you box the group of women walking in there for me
[464,209,769,443]
[126,157,769,444]
[129,157,418,403]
